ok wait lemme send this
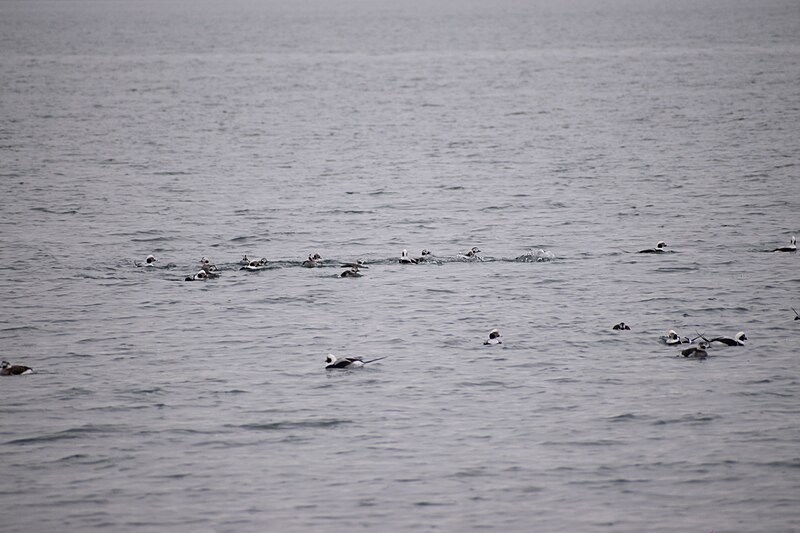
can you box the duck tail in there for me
[363,356,387,365]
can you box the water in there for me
[1,0,799,531]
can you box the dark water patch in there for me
[653,413,719,425]
[234,419,351,431]
[152,170,191,176]
[6,424,118,445]
[30,206,80,215]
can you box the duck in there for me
[185,270,208,281]
[660,329,690,345]
[399,249,418,265]
[144,254,157,266]
[703,331,747,347]
[241,258,268,271]
[793,307,800,321]
[325,353,386,369]
[612,322,631,331]
[240,255,251,265]
[483,328,502,345]
[516,249,556,262]
[772,235,796,252]
[302,253,322,267]
[680,343,709,358]
[340,266,362,277]
[1,361,33,375]
[638,241,668,254]
[415,250,433,262]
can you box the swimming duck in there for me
[680,343,709,358]
[302,253,322,267]
[399,249,418,265]
[660,330,690,345]
[793,307,800,321]
[145,254,157,266]
[340,266,362,277]
[1,361,33,375]
[612,322,631,331]
[638,241,668,254]
[185,270,208,281]
[240,255,251,265]
[704,331,747,346]
[415,250,433,262]
[772,235,796,252]
[483,328,502,345]
[325,354,386,369]
[241,258,268,271]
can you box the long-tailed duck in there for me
[483,328,502,345]
[680,343,709,358]
[302,253,322,267]
[325,354,386,369]
[660,329,690,345]
[773,235,796,252]
[399,249,417,265]
[1,361,33,375]
[185,270,208,281]
[415,250,433,262]
[704,331,747,346]
[638,241,668,254]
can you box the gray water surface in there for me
[1,0,799,531]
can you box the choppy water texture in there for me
[1,0,799,531]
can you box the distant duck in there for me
[638,241,668,254]
[145,254,157,266]
[483,328,502,345]
[325,353,386,369]
[1,361,33,376]
[772,235,796,252]
[680,343,709,359]
[302,253,322,267]
[458,246,483,261]
[793,307,800,321]
[241,258,268,271]
[704,331,747,347]
[185,270,208,281]
[415,250,433,262]
[240,255,251,265]
[399,249,418,264]
[340,260,367,277]
[660,329,690,345]
[612,322,631,331]
[200,257,219,272]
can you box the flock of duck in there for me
[2,237,796,375]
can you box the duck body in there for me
[773,235,796,252]
[302,253,322,267]
[680,344,709,358]
[1,361,33,375]
[483,328,502,345]
[185,270,209,281]
[325,354,386,369]
[638,241,668,254]
[399,249,418,265]
[707,331,747,346]
[660,329,690,345]
[612,322,631,331]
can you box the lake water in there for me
[1,0,799,531]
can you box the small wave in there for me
[235,419,351,431]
